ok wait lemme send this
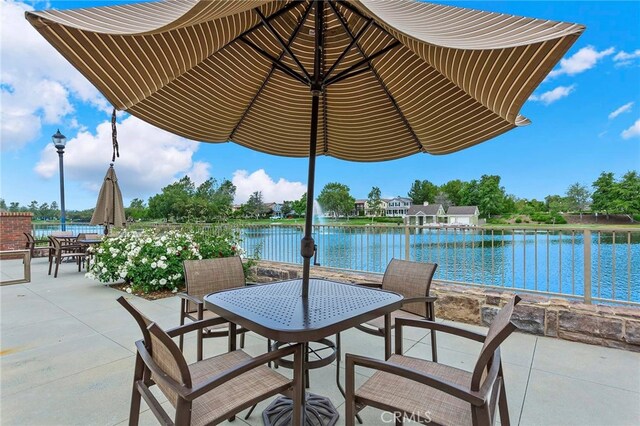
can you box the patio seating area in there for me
[1,257,639,425]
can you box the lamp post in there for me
[52,130,67,231]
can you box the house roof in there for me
[447,206,479,215]
[407,204,443,216]
[388,197,412,202]
[355,199,368,204]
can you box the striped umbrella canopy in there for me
[26,0,584,295]
[90,164,126,234]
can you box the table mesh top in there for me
[208,279,402,330]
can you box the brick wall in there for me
[0,212,33,251]
[251,260,640,352]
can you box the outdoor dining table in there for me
[204,278,403,426]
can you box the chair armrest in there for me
[165,317,230,337]
[346,353,485,406]
[176,292,202,306]
[187,343,304,400]
[354,282,382,288]
[395,318,486,343]
[402,296,437,306]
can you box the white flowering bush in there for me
[87,228,248,293]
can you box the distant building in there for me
[404,203,445,225]
[354,199,367,216]
[446,206,480,225]
[265,202,283,218]
[386,197,412,217]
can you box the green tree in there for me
[8,202,21,212]
[439,179,464,206]
[126,198,148,221]
[367,186,383,218]
[407,179,438,205]
[38,202,50,220]
[434,192,453,210]
[244,191,267,219]
[28,200,39,212]
[565,182,591,218]
[459,180,480,207]
[545,194,569,213]
[281,201,293,218]
[317,182,355,218]
[591,172,616,216]
[0,199,7,211]
[148,176,195,221]
[615,171,640,216]
[292,193,307,217]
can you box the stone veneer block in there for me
[435,293,482,323]
[625,320,640,345]
[512,304,545,335]
[545,310,559,337]
[558,310,624,341]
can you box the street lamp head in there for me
[52,129,67,150]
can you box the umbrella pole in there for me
[301,92,320,298]
[301,0,324,299]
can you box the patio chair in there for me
[345,295,521,426]
[356,259,438,361]
[48,236,87,278]
[179,257,249,361]
[116,296,302,426]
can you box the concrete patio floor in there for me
[1,257,639,426]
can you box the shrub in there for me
[87,227,252,293]
[515,218,522,223]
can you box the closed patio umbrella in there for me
[90,164,126,234]
[26,0,584,296]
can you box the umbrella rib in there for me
[329,2,425,152]
[239,37,308,86]
[334,0,395,40]
[230,1,314,140]
[324,17,374,80]
[233,1,304,45]
[323,41,399,86]
[254,8,312,83]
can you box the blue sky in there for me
[1,0,639,210]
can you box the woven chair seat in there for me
[362,310,427,332]
[188,350,290,426]
[356,354,473,425]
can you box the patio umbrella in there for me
[90,164,126,234]
[26,0,584,297]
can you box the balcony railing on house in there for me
[32,222,639,305]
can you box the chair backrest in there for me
[471,295,521,391]
[146,322,192,407]
[382,259,437,316]
[117,296,190,407]
[48,236,62,251]
[117,296,153,345]
[24,232,35,246]
[51,231,73,237]
[183,257,245,311]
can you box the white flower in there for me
[160,256,167,261]
[98,262,104,267]
[141,258,147,264]
[177,246,183,251]
[119,270,127,278]
[151,262,157,269]
[159,278,167,285]
[160,263,168,270]
[172,288,178,293]
[102,267,108,273]
[125,287,132,294]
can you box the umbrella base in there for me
[262,393,339,426]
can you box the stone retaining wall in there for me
[251,260,640,352]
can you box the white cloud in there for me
[621,119,640,139]
[548,46,615,78]
[528,85,575,105]
[34,116,210,197]
[0,0,108,151]
[232,169,306,204]
[608,102,634,120]
[187,161,211,187]
[613,49,640,67]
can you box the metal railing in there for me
[238,224,640,305]
[32,222,640,304]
